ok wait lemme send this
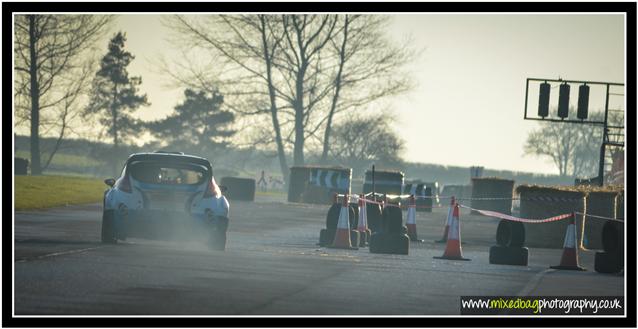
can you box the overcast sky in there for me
[110,13,625,175]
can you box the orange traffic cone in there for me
[406,195,423,242]
[436,196,455,243]
[550,213,586,271]
[434,203,470,261]
[332,194,357,250]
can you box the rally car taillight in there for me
[203,178,220,198]
[116,174,132,193]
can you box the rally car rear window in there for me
[128,161,208,185]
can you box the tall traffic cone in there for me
[406,195,423,242]
[434,203,470,261]
[436,196,455,243]
[331,194,358,250]
[550,213,586,271]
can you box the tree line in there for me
[15,14,413,181]
[14,14,608,182]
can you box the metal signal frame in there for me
[523,77,625,186]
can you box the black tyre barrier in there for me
[489,245,529,266]
[495,220,509,246]
[495,220,526,247]
[350,204,359,229]
[369,232,386,253]
[101,210,117,244]
[348,206,356,229]
[350,230,360,248]
[382,206,403,234]
[594,251,623,274]
[321,204,356,246]
[319,228,332,246]
[220,176,256,201]
[369,232,409,255]
[509,222,525,247]
[325,204,341,231]
[15,157,28,175]
[359,229,371,247]
[320,204,340,246]
[389,234,410,255]
[602,220,623,254]
[422,187,433,213]
[367,202,383,233]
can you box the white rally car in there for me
[101,151,230,250]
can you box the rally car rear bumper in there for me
[110,209,228,241]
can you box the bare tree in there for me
[330,113,405,173]
[14,14,112,174]
[165,14,293,184]
[320,15,415,162]
[523,110,620,178]
[524,122,579,177]
[164,14,415,183]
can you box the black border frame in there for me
[3,2,636,328]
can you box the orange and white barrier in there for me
[332,194,356,249]
[436,196,455,243]
[550,214,586,271]
[406,195,422,242]
[434,203,470,261]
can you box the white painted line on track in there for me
[16,246,104,262]
[517,268,555,297]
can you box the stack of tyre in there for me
[595,220,624,274]
[369,203,409,255]
[319,202,362,247]
[489,220,528,265]
[419,186,433,213]
[220,177,256,201]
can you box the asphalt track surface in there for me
[14,194,623,315]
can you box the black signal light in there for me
[577,84,590,120]
[558,83,570,119]
[538,82,550,118]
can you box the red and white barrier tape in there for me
[341,194,444,209]
[457,204,573,224]
[340,193,585,203]
[399,204,445,210]
[574,212,624,223]
[456,197,520,201]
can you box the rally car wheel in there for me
[208,217,229,251]
[209,231,227,251]
[101,210,117,244]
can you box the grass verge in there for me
[14,175,106,211]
